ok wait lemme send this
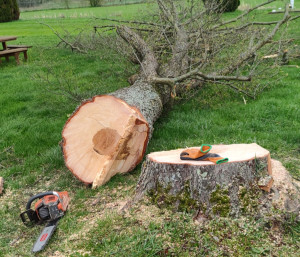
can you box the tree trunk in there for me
[134,144,275,217]
[110,80,165,133]
[62,79,170,188]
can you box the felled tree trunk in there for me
[62,25,174,188]
[62,81,169,188]
[135,144,275,217]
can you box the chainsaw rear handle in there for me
[26,191,62,210]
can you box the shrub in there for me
[90,0,103,7]
[203,0,240,13]
[0,0,20,22]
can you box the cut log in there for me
[135,143,274,217]
[263,54,279,59]
[62,26,168,187]
[271,159,300,215]
[62,95,150,187]
[62,80,165,188]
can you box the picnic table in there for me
[0,36,17,50]
[0,36,31,65]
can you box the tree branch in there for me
[116,26,158,79]
[210,80,255,99]
[157,0,175,25]
[158,0,189,77]
[217,15,300,33]
[94,25,155,33]
[152,68,251,87]
[94,17,163,27]
[221,3,291,75]
[213,0,276,29]
[41,22,87,54]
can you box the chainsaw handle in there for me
[26,191,62,210]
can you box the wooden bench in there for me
[7,45,32,49]
[0,48,28,65]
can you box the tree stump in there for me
[135,143,275,217]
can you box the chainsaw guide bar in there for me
[32,219,59,253]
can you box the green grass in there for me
[240,0,299,9]
[0,1,300,256]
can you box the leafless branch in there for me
[116,26,158,78]
[40,22,88,54]
[213,0,276,29]
[48,0,297,99]
[218,14,300,33]
[94,17,163,27]
[209,80,255,99]
[221,4,291,75]
[93,25,155,33]
[152,69,251,87]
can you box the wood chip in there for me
[258,175,274,192]
[0,177,4,195]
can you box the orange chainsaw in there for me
[20,191,70,253]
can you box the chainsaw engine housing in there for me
[20,191,70,226]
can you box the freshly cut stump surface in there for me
[149,144,272,171]
[62,95,149,188]
[136,143,273,216]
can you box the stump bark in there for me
[135,144,274,216]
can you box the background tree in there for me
[90,0,103,7]
[0,0,20,22]
[203,0,240,12]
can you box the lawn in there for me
[0,1,300,256]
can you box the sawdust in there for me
[0,187,13,202]
[126,199,172,227]
[0,177,4,195]
[0,187,22,209]
[272,159,300,187]
[60,194,132,255]
[271,159,300,215]
[60,188,172,255]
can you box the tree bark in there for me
[110,80,164,134]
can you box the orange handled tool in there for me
[197,153,228,164]
[180,144,228,164]
[180,144,212,160]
